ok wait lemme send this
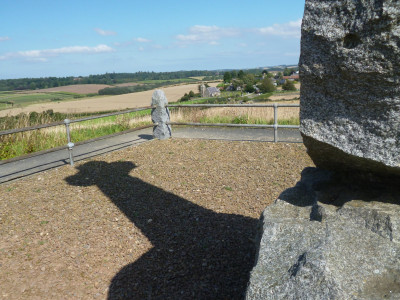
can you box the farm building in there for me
[205,87,221,97]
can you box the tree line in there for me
[0,70,221,91]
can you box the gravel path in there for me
[0,139,314,299]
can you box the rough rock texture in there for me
[200,84,206,98]
[299,0,400,179]
[246,167,400,300]
[151,89,171,139]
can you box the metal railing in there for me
[0,101,299,166]
[0,106,153,166]
[166,103,300,143]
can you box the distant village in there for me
[199,68,299,99]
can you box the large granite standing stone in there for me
[246,168,400,299]
[151,90,171,140]
[299,0,400,180]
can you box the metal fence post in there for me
[64,119,75,166]
[273,103,278,142]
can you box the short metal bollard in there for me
[64,119,75,166]
[67,142,75,166]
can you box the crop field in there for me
[0,92,86,110]
[20,84,112,94]
[268,92,299,101]
[0,83,219,117]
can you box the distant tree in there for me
[230,70,237,79]
[282,80,297,91]
[179,93,190,102]
[276,72,283,81]
[245,84,255,93]
[262,70,269,76]
[242,74,255,86]
[283,68,295,76]
[223,72,232,83]
[237,70,245,79]
[188,90,195,98]
[231,79,244,91]
[259,78,276,93]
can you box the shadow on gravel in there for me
[65,161,257,299]
[138,134,153,141]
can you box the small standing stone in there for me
[151,90,171,140]
[200,84,206,98]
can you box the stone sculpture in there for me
[200,84,206,98]
[151,90,171,140]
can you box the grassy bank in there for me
[170,103,300,126]
[0,110,152,160]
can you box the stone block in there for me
[299,0,400,180]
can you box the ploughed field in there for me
[0,139,313,299]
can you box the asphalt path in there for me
[0,126,301,184]
[173,126,301,143]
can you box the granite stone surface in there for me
[299,0,400,179]
[151,90,171,140]
[246,168,400,300]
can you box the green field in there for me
[0,92,87,109]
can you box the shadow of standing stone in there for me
[66,161,257,299]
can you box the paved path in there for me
[0,126,301,184]
[173,126,301,143]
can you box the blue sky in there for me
[0,0,305,79]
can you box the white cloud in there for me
[0,36,10,41]
[176,25,239,45]
[175,20,301,46]
[0,44,114,61]
[114,37,151,48]
[256,19,302,38]
[135,37,151,43]
[94,28,117,36]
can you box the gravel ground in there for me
[0,139,314,299]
